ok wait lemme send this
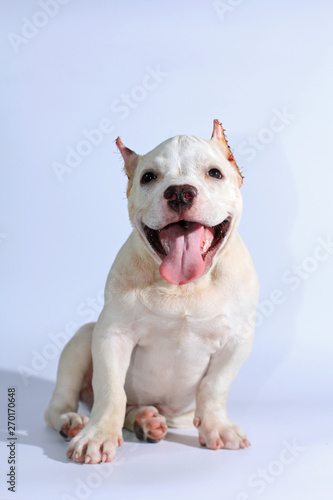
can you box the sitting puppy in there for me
[45,120,259,464]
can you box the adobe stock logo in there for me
[235,440,306,499]
[239,235,333,337]
[60,456,139,500]
[236,107,296,163]
[52,65,168,182]
[213,0,244,21]
[7,0,72,54]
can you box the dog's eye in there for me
[208,168,223,179]
[141,172,157,185]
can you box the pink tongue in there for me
[159,223,214,285]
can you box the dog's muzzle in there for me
[143,218,231,285]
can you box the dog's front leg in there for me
[194,335,254,450]
[66,323,134,464]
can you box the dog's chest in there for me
[138,311,227,351]
[134,280,236,349]
[125,313,229,408]
[122,270,240,408]
[132,285,235,369]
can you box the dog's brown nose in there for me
[164,184,198,212]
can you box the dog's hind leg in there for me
[125,406,168,443]
[44,322,95,439]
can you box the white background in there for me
[1,1,332,499]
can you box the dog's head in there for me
[116,120,243,286]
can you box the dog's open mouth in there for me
[143,218,231,285]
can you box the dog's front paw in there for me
[194,416,250,450]
[66,425,123,464]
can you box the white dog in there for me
[45,120,259,464]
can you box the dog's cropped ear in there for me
[115,137,139,179]
[211,119,243,187]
